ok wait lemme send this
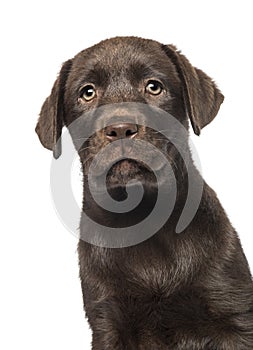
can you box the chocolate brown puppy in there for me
[36,37,253,349]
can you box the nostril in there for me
[125,128,137,137]
[106,130,117,137]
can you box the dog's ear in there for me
[35,59,72,158]
[163,45,224,135]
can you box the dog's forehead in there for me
[72,37,175,78]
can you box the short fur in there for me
[36,37,253,349]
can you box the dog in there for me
[36,37,253,349]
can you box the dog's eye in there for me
[79,84,97,102]
[145,80,163,95]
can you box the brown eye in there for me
[145,80,163,95]
[79,84,96,102]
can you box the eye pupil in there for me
[150,83,157,90]
[86,88,94,96]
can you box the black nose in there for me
[105,123,138,141]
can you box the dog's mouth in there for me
[82,140,174,199]
[85,138,168,176]
[84,158,159,223]
[85,157,169,205]
[87,158,158,189]
[106,158,156,187]
[79,132,174,203]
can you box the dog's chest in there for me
[84,241,190,297]
[97,248,178,298]
[124,258,172,292]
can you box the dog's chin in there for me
[105,159,157,191]
[85,159,158,202]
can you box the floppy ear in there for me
[163,45,224,135]
[35,59,72,158]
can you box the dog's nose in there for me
[105,123,138,141]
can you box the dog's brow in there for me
[129,62,168,82]
[80,67,110,87]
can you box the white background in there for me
[1,1,252,349]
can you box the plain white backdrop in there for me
[1,0,252,349]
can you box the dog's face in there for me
[65,38,186,190]
[36,37,224,193]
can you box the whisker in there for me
[81,154,95,165]
[78,145,96,153]
[150,138,170,142]
[153,129,171,134]
[73,137,88,141]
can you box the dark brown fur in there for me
[36,37,253,349]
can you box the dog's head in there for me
[36,37,223,193]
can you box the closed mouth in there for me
[88,154,168,177]
[86,158,169,197]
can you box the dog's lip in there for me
[90,157,167,178]
[87,160,169,197]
